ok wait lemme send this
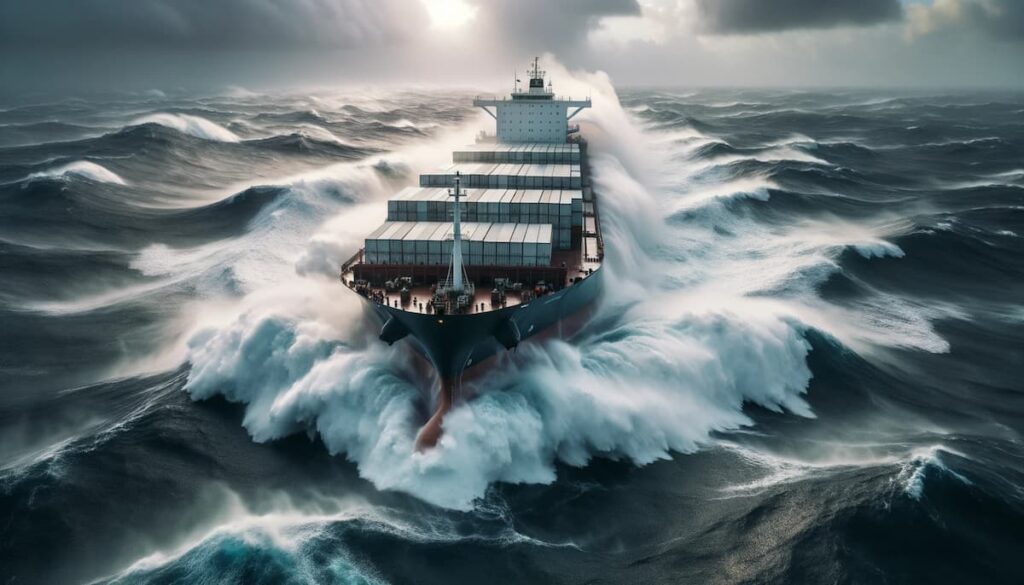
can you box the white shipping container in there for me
[364,221,552,266]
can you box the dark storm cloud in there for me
[695,0,903,34]
[473,0,641,53]
[0,0,424,50]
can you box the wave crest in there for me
[132,113,240,142]
[26,160,126,184]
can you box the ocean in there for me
[1,81,1022,584]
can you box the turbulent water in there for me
[2,76,1023,584]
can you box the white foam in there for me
[667,175,776,213]
[898,445,971,500]
[697,146,830,169]
[293,124,346,144]
[850,240,905,259]
[99,484,559,584]
[130,156,401,295]
[716,442,900,495]
[715,442,974,501]
[183,288,815,510]
[26,160,126,184]
[133,113,240,142]
[16,279,172,315]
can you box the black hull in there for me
[362,267,603,379]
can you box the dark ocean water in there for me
[1,84,1022,584]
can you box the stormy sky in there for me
[1,0,1022,93]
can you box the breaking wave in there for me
[25,160,126,184]
[898,446,972,501]
[131,113,240,142]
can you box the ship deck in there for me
[341,246,601,315]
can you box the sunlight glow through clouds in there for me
[421,0,478,30]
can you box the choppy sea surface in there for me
[1,80,1023,584]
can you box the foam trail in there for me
[133,113,240,142]
[26,161,126,184]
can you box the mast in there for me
[449,171,465,291]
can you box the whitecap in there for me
[133,112,240,142]
[898,446,971,500]
[851,241,905,259]
[692,145,830,169]
[294,124,345,144]
[26,160,126,184]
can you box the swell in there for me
[0,178,270,249]
[0,120,109,148]
[837,225,1024,302]
[245,133,372,158]
[3,85,1024,584]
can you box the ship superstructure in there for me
[341,59,604,447]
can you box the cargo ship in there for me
[341,59,604,447]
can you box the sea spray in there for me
[182,60,822,509]
[183,283,815,509]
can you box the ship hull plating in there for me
[365,267,603,379]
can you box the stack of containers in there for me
[452,143,581,164]
[420,163,581,190]
[385,188,582,249]
[364,221,552,267]
[364,143,582,268]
